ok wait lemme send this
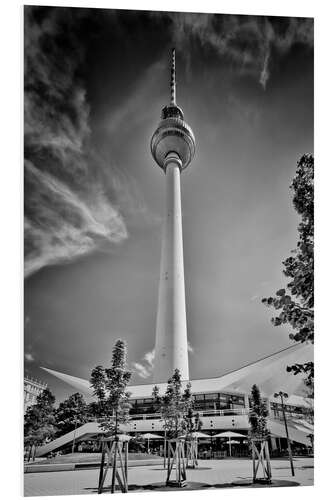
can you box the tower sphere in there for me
[151,104,196,171]
[151,49,195,171]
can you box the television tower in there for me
[151,49,196,383]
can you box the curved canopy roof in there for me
[42,342,313,406]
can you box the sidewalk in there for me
[24,457,314,497]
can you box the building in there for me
[38,342,313,457]
[24,375,47,413]
[37,51,313,457]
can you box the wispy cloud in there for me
[164,14,313,89]
[24,160,127,276]
[132,362,151,379]
[24,7,129,277]
[105,60,165,136]
[187,341,194,354]
[259,45,270,90]
[250,294,259,302]
[132,343,194,379]
[143,348,155,369]
[132,348,155,379]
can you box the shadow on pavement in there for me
[150,467,212,471]
[85,479,300,493]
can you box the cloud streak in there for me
[25,353,35,362]
[132,348,155,379]
[24,160,127,276]
[164,14,313,89]
[132,362,151,379]
[24,7,128,277]
[132,343,194,379]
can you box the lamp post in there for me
[274,391,295,476]
[71,412,78,454]
[163,426,167,469]
[71,399,80,454]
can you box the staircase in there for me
[35,422,102,457]
[268,417,313,446]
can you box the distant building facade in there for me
[24,375,47,413]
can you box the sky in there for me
[24,6,313,402]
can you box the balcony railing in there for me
[128,408,249,421]
[271,412,314,424]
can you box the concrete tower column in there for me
[151,49,195,383]
[154,153,189,382]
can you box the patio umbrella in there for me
[118,434,131,442]
[189,431,211,439]
[213,431,245,457]
[213,431,245,438]
[141,433,162,453]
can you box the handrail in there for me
[270,413,314,424]
[127,408,249,420]
[86,408,249,422]
[87,409,312,425]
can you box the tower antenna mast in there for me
[171,48,176,105]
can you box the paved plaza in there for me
[24,457,314,496]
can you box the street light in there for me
[72,401,79,454]
[274,391,295,476]
[72,413,78,454]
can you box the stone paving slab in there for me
[24,457,314,497]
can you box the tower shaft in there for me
[153,154,189,382]
[151,50,195,383]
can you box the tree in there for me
[152,369,194,439]
[90,339,132,436]
[248,384,272,483]
[24,388,58,456]
[301,377,314,425]
[87,400,106,419]
[153,369,196,485]
[248,384,269,440]
[91,340,132,494]
[183,406,202,435]
[55,392,89,437]
[262,154,314,385]
[182,384,202,436]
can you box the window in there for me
[206,393,219,400]
[162,105,184,120]
[194,394,205,401]
[231,396,245,406]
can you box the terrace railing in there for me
[128,408,249,421]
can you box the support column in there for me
[153,153,189,383]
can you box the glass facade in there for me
[270,402,305,420]
[194,393,245,411]
[129,392,246,416]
